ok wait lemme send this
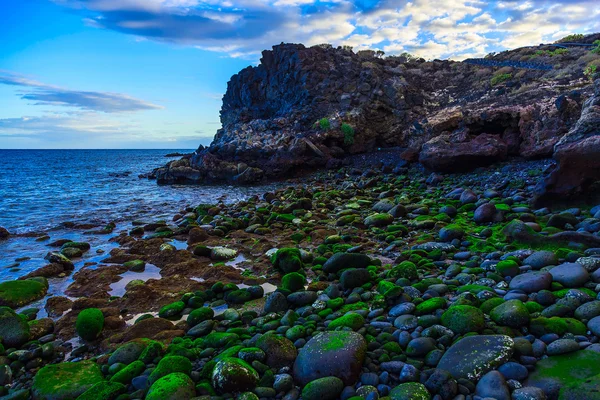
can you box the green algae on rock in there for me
[0,306,31,348]
[211,357,259,394]
[75,308,104,341]
[146,372,196,400]
[441,305,486,334]
[0,278,48,308]
[32,361,104,400]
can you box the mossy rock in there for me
[32,361,104,400]
[389,382,431,400]
[76,308,104,341]
[415,298,447,316]
[256,333,297,369]
[211,357,259,394]
[480,298,505,314]
[0,278,48,308]
[525,350,600,399]
[187,307,214,328]
[490,299,530,328]
[158,301,185,319]
[0,306,30,348]
[148,356,192,385]
[110,360,145,384]
[146,372,196,400]
[281,272,307,292]
[271,248,303,273]
[123,259,145,272]
[76,381,125,400]
[495,260,520,278]
[61,241,91,251]
[302,377,344,400]
[328,313,365,331]
[388,261,418,280]
[441,305,485,334]
[364,213,394,227]
[530,317,586,336]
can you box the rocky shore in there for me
[3,156,600,399]
[150,35,600,203]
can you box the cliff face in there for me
[154,36,600,187]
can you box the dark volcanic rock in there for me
[536,77,600,203]
[151,39,595,184]
[294,331,367,386]
[419,133,508,172]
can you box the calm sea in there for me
[0,149,279,283]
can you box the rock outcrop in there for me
[152,36,600,184]
[535,75,600,204]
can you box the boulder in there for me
[294,331,367,386]
[32,361,104,400]
[437,335,514,380]
[419,133,508,173]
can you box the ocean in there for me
[0,149,279,284]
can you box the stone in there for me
[322,253,372,273]
[301,377,344,400]
[475,371,510,400]
[474,203,499,224]
[32,361,104,400]
[147,372,196,400]
[212,358,259,394]
[440,305,485,334]
[294,331,367,386]
[490,299,530,328]
[509,271,553,293]
[340,268,371,290]
[0,278,48,308]
[549,263,589,288]
[389,382,431,400]
[437,335,514,380]
[0,306,30,348]
[526,351,600,399]
[419,133,508,173]
[256,333,297,369]
[547,339,580,356]
[524,251,558,270]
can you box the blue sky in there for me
[1,0,599,149]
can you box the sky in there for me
[0,0,599,149]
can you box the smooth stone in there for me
[437,335,514,380]
[475,371,510,400]
[548,263,589,288]
[509,272,553,293]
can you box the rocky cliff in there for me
[153,35,600,198]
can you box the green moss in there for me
[110,360,145,384]
[146,372,196,400]
[148,356,193,385]
[490,300,530,328]
[328,313,365,331]
[158,301,186,319]
[318,118,331,131]
[441,305,485,334]
[187,307,214,328]
[302,377,344,400]
[32,361,104,400]
[524,301,544,314]
[415,298,447,316]
[0,278,48,308]
[457,285,494,294]
[342,123,355,146]
[76,308,104,341]
[495,260,519,278]
[388,261,418,280]
[365,213,394,227]
[76,381,126,400]
[389,382,431,400]
[530,317,586,336]
[271,248,303,273]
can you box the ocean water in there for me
[0,149,279,285]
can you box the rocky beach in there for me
[2,34,600,400]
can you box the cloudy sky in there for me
[1,0,599,149]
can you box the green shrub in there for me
[318,118,330,131]
[584,64,598,80]
[491,73,512,86]
[557,33,584,43]
[341,123,355,145]
[592,40,600,55]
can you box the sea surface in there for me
[0,149,280,289]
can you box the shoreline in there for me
[2,157,600,399]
